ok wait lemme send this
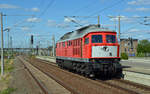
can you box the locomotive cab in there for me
[83,31,122,78]
[91,32,119,59]
[83,31,120,59]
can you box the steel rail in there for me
[22,57,80,94]
[37,58,150,94]
[18,57,49,94]
[96,80,139,94]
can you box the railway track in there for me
[17,57,49,94]
[20,56,150,94]
[37,57,150,94]
[98,79,150,94]
[21,56,80,94]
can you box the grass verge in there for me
[0,88,17,94]
[0,59,15,94]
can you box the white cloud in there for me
[125,8,134,12]
[25,7,40,12]
[0,4,19,9]
[78,20,89,25]
[64,17,77,23]
[57,23,70,28]
[0,4,40,13]
[125,7,150,12]
[21,27,30,31]
[48,19,70,29]
[121,29,140,37]
[132,15,140,18]
[47,20,57,27]
[122,28,150,39]
[136,7,150,11]
[110,16,135,23]
[128,0,150,5]
[26,17,41,23]
[128,1,138,5]
[31,7,39,12]
[48,20,54,22]
[138,35,144,38]
[142,30,150,33]
[127,29,150,34]
[128,29,139,32]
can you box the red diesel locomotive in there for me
[56,25,123,78]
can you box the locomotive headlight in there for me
[90,59,95,62]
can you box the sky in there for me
[0,0,150,48]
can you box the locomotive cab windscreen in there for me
[106,35,116,43]
[92,35,103,43]
[91,34,117,44]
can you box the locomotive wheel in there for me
[80,64,86,74]
[72,63,77,72]
[76,63,81,73]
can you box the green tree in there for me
[137,40,150,56]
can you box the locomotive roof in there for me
[58,24,115,42]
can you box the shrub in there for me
[121,53,128,60]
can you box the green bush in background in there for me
[137,40,150,57]
[121,53,128,60]
[136,53,145,57]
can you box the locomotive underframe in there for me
[56,57,123,78]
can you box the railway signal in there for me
[31,35,34,45]
[30,35,34,55]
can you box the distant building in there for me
[120,38,138,56]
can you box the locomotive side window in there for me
[77,39,79,46]
[70,41,72,46]
[67,41,73,46]
[67,41,69,46]
[63,42,65,47]
[73,40,75,46]
[75,40,77,46]
[106,35,116,43]
[84,38,89,44]
[56,44,57,48]
[92,35,103,43]
[59,43,61,47]
[69,41,70,46]
[76,40,78,46]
